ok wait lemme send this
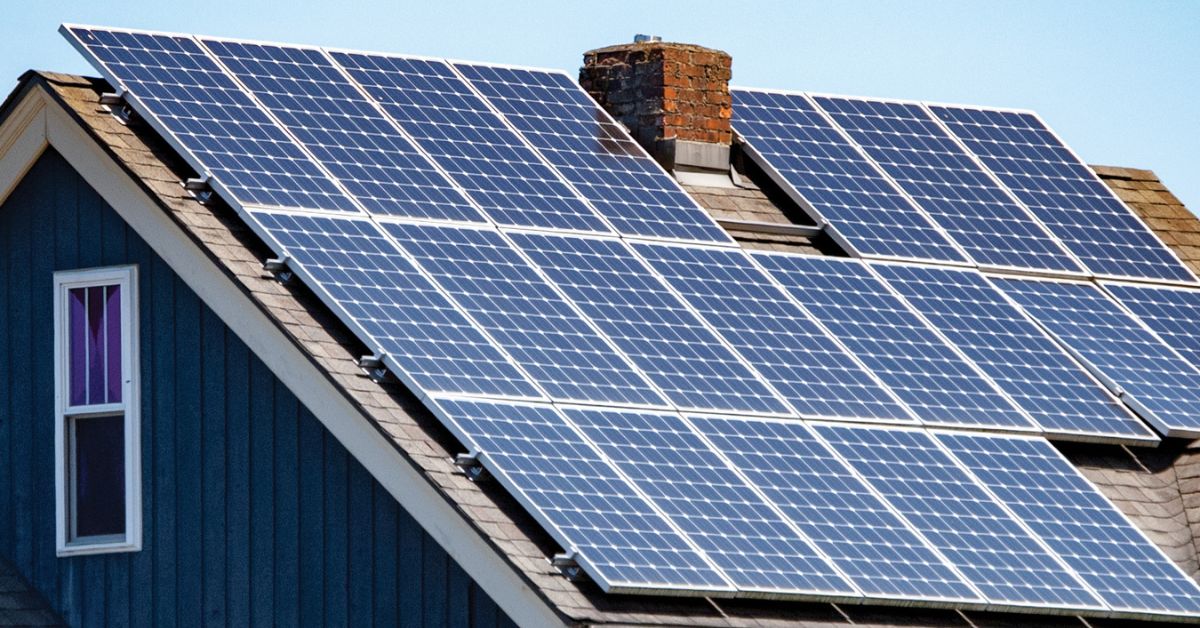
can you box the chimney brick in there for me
[580,40,732,170]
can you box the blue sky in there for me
[3,0,1197,210]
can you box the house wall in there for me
[0,147,517,628]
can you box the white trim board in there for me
[0,79,569,628]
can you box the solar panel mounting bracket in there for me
[98,88,136,125]
[355,353,388,381]
[183,175,215,204]
[550,552,588,582]
[453,451,490,481]
[261,255,294,284]
[97,88,126,106]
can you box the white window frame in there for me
[53,265,141,556]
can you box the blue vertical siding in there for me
[0,148,518,628]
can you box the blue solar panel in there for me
[331,53,610,233]
[938,432,1200,616]
[456,63,732,243]
[812,96,1081,274]
[691,416,979,603]
[563,408,855,596]
[430,398,733,594]
[874,265,1155,443]
[994,278,1200,438]
[814,424,1101,609]
[63,27,356,212]
[930,105,1194,283]
[508,232,789,415]
[731,89,965,263]
[633,242,914,423]
[379,221,666,407]
[247,211,540,399]
[755,254,1033,430]
[200,39,483,222]
[1105,283,1200,369]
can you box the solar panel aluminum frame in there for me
[869,260,1158,446]
[731,86,974,267]
[452,59,737,247]
[374,216,674,411]
[934,103,1199,286]
[423,396,742,597]
[504,227,796,418]
[804,93,1089,278]
[238,208,548,404]
[640,238,924,425]
[59,24,356,216]
[935,430,1200,621]
[986,273,1200,439]
[807,422,1109,616]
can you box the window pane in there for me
[106,286,122,404]
[73,415,125,539]
[68,288,87,406]
[86,286,106,405]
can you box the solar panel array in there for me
[62,24,1200,621]
[734,89,1197,282]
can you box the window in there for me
[53,266,140,555]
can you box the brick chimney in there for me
[580,38,732,172]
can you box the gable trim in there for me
[0,81,570,628]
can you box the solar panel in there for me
[379,221,666,407]
[633,242,914,423]
[811,96,1081,273]
[873,264,1155,443]
[62,26,357,212]
[731,89,965,263]
[246,211,540,399]
[429,398,733,594]
[994,277,1200,438]
[938,432,1200,616]
[199,39,484,222]
[755,254,1033,430]
[563,408,856,597]
[813,423,1101,610]
[690,416,979,603]
[331,52,611,233]
[929,105,1195,283]
[455,63,733,243]
[1104,282,1200,369]
[509,232,790,415]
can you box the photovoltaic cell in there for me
[812,96,1081,273]
[874,265,1154,442]
[431,398,732,593]
[63,27,356,212]
[248,211,539,398]
[634,243,913,423]
[930,105,1193,282]
[1105,283,1200,369]
[332,52,609,232]
[456,63,732,243]
[691,416,978,602]
[938,432,1200,616]
[380,221,666,407]
[564,408,855,596]
[200,40,483,222]
[755,254,1032,430]
[731,89,965,263]
[509,232,789,415]
[994,278,1200,437]
[814,424,1101,609]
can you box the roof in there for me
[0,555,63,627]
[1094,166,1200,278]
[5,69,1200,628]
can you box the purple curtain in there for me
[68,288,87,406]
[106,286,122,404]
